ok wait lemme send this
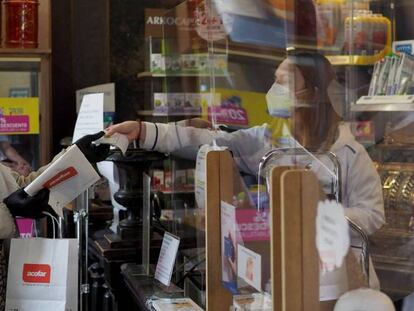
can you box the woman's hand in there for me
[105,121,141,142]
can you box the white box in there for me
[150,54,166,73]
[153,93,168,115]
[174,169,187,186]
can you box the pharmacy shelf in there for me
[0,48,51,56]
[327,49,390,66]
[154,188,195,195]
[137,71,230,78]
[136,110,201,117]
[352,95,414,112]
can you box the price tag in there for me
[316,200,350,273]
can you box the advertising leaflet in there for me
[24,145,101,217]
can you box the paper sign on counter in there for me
[72,93,104,143]
[221,200,237,291]
[24,145,101,217]
[154,232,180,286]
[237,244,262,292]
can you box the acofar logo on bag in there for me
[22,264,51,284]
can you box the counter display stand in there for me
[203,149,368,311]
[203,150,319,310]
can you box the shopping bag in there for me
[5,238,78,311]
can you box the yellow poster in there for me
[0,98,39,134]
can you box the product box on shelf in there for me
[186,169,195,185]
[152,170,165,189]
[164,171,172,190]
[169,93,186,114]
[150,54,166,74]
[181,54,199,73]
[149,53,228,75]
[393,40,414,55]
[184,93,202,115]
[368,53,414,96]
[153,93,203,116]
[151,167,195,192]
[174,169,187,186]
[153,93,168,115]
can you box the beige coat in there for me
[0,164,50,239]
[0,149,65,239]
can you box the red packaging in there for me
[4,0,39,48]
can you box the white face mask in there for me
[266,82,312,118]
[265,82,293,118]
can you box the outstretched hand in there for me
[105,121,141,143]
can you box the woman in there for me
[106,51,385,293]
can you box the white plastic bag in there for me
[5,238,78,311]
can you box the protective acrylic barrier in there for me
[151,0,414,310]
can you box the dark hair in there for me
[287,51,340,150]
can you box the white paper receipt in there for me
[316,200,350,273]
[95,133,129,155]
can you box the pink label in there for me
[0,115,29,133]
[16,218,34,238]
[208,106,248,126]
[236,209,270,242]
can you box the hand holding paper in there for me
[95,132,129,155]
[72,93,129,156]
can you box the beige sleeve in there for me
[0,203,16,239]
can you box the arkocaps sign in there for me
[146,14,194,27]
[145,9,195,38]
[145,5,231,41]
